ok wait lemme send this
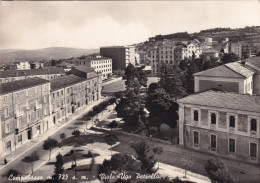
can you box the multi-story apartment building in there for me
[136,51,147,65]
[230,42,242,58]
[241,42,257,58]
[148,41,176,75]
[194,61,255,95]
[178,90,260,164]
[69,56,112,80]
[100,46,135,71]
[0,78,52,157]
[14,61,31,70]
[0,67,65,84]
[174,43,202,63]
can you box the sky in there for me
[0,1,260,50]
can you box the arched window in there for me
[194,110,198,121]
[229,116,235,128]
[251,119,257,131]
[211,113,216,125]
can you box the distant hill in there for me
[0,47,99,65]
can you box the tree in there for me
[7,169,22,182]
[60,133,66,148]
[21,151,39,174]
[43,138,58,160]
[107,120,118,134]
[159,64,187,101]
[97,153,142,182]
[88,111,96,126]
[131,140,158,173]
[205,158,234,183]
[105,134,118,155]
[146,87,172,135]
[72,130,80,138]
[221,53,239,64]
[52,153,64,183]
[153,147,163,168]
[115,63,147,129]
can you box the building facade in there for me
[174,43,202,63]
[0,78,52,157]
[100,46,135,71]
[194,62,254,95]
[0,67,66,84]
[178,91,260,164]
[230,42,242,59]
[50,72,102,124]
[14,61,31,70]
[69,56,112,80]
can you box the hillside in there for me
[0,47,99,65]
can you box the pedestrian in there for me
[4,158,7,165]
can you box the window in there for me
[5,123,10,133]
[251,119,257,132]
[27,113,31,123]
[26,101,30,109]
[229,138,235,153]
[4,96,7,102]
[44,107,48,115]
[17,117,22,129]
[250,143,257,158]
[210,134,217,150]
[194,131,199,146]
[229,116,235,128]
[211,113,216,125]
[53,93,55,99]
[194,110,199,121]
[4,108,9,117]
[18,135,22,142]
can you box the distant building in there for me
[30,62,44,69]
[178,90,260,164]
[69,56,112,80]
[100,46,135,71]
[174,43,202,63]
[13,61,31,70]
[201,48,219,60]
[4,64,17,71]
[135,53,140,65]
[0,67,66,84]
[0,78,52,157]
[136,51,147,64]
[230,42,242,59]
[194,62,254,95]
[241,42,257,58]
[50,72,102,124]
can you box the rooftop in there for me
[0,67,65,78]
[0,77,49,95]
[73,56,111,62]
[194,62,254,78]
[100,45,135,49]
[178,90,260,113]
[50,74,86,91]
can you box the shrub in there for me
[109,97,117,104]
[86,151,93,158]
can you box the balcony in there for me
[15,111,24,118]
[35,104,41,110]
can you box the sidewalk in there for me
[0,98,107,170]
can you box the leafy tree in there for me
[105,134,118,155]
[7,169,22,182]
[205,158,234,183]
[60,133,66,148]
[153,147,163,168]
[107,120,118,134]
[159,64,187,100]
[116,63,147,129]
[43,138,58,160]
[146,87,172,135]
[72,130,80,139]
[52,153,64,182]
[97,153,142,182]
[256,51,260,56]
[131,140,158,173]
[21,151,39,174]
[221,53,239,64]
